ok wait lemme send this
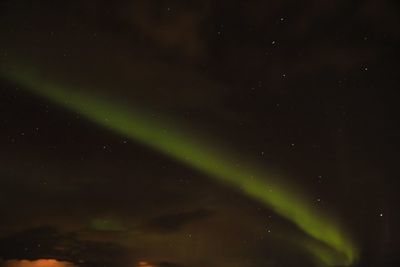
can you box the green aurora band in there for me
[1,65,358,266]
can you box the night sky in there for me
[0,1,399,267]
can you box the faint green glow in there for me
[2,65,358,266]
[90,218,126,232]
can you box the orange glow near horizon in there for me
[4,259,76,267]
[138,260,155,267]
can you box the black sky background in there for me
[0,1,399,267]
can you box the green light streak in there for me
[2,65,358,266]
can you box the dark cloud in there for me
[0,227,129,267]
[142,209,213,233]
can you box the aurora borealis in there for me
[1,1,399,267]
[1,63,357,265]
